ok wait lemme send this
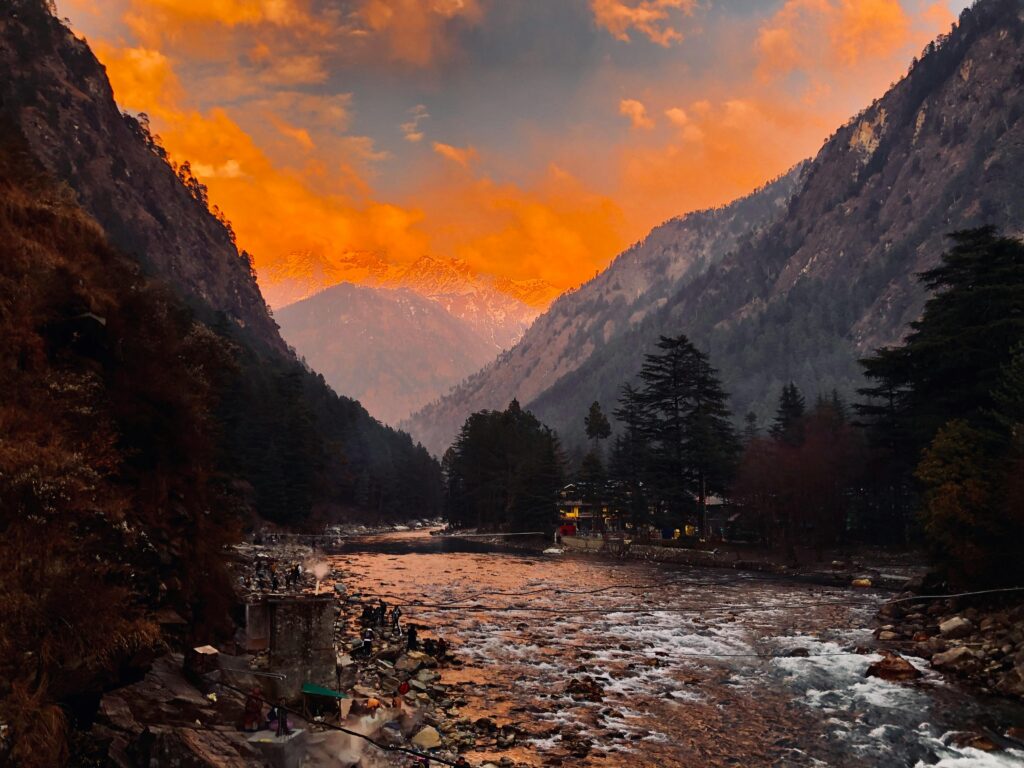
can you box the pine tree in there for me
[637,335,739,537]
[770,383,806,446]
[743,411,759,442]
[610,383,651,529]
[584,401,612,449]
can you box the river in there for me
[327,531,1024,768]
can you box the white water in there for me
[330,532,1024,767]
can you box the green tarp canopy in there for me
[301,683,348,699]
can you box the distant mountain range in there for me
[277,282,501,425]
[270,253,561,422]
[405,0,1024,456]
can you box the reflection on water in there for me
[329,531,1024,767]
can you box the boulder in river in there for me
[932,646,976,670]
[939,616,974,639]
[866,651,922,682]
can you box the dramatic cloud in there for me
[61,0,965,295]
[619,99,655,130]
[356,0,483,65]
[590,0,698,46]
[414,164,625,286]
[755,0,947,83]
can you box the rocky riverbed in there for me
[876,595,1024,702]
[326,530,1024,767]
[84,531,1024,767]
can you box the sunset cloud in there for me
[619,99,654,130]
[432,142,478,168]
[402,104,430,143]
[353,0,483,65]
[415,164,625,287]
[63,0,965,298]
[590,0,698,46]
[756,0,917,80]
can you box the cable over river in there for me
[329,530,1024,767]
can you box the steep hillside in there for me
[0,118,243,766]
[407,0,1024,456]
[0,0,283,352]
[0,0,442,523]
[277,282,499,424]
[404,166,806,454]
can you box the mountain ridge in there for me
[405,0,1024,456]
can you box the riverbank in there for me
[86,536,533,768]
[441,531,924,591]
[875,591,1024,706]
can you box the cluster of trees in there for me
[447,228,1024,592]
[857,228,1024,587]
[734,388,864,557]
[442,401,564,531]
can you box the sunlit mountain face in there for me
[58,0,967,306]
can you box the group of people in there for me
[354,599,449,661]
[241,688,293,737]
[252,560,305,592]
[360,598,402,630]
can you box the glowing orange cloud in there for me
[590,0,697,46]
[756,0,920,80]
[352,0,483,65]
[432,142,478,168]
[71,0,961,303]
[619,99,655,130]
[414,163,625,287]
[607,0,955,230]
[95,42,429,276]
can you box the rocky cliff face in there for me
[406,0,1024,456]
[276,282,500,425]
[0,0,284,352]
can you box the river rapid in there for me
[329,531,1024,768]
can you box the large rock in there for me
[411,726,442,749]
[866,651,922,682]
[395,654,423,673]
[932,646,976,670]
[939,617,974,639]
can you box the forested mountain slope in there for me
[408,0,1024,455]
[404,166,807,455]
[0,0,442,523]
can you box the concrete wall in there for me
[264,596,337,700]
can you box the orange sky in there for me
[60,0,962,300]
